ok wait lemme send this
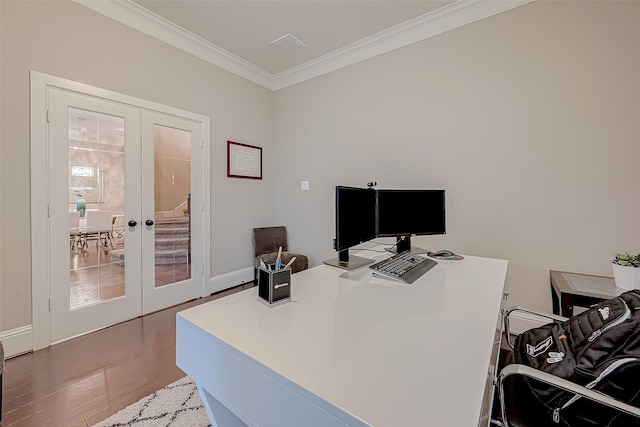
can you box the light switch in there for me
[301,181,309,191]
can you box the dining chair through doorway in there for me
[80,210,114,251]
[69,210,81,253]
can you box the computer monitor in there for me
[376,189,446,254]
[323,186,377,270]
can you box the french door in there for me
[46,87,205,343]
[141,111,204,314]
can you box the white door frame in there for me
[30,71,211,350]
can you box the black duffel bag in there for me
[501,290,640,426]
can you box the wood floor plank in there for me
[2,282,254,426]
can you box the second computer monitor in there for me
[376,189,446,253]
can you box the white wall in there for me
[272,0,640,312]
[0,0,275,330]
[0,0,3,332]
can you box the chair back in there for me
[252,226,288,258]
[86,210,113,233]
[69,210,80,234]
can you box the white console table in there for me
[176,249,508,426]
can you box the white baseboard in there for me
[0,325,33,358]
[208,267,254,295]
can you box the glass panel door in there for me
[49,89,142,342]
[68,107,126,308]
[153,125,192,287]
[141,112,203,314]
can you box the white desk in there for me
[176,249,508,427]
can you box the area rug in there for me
[93,376,211,427]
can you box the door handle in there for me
[145,219,154,226]
[128,220,137,227]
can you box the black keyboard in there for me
[369,251,438,284]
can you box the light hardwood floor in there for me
[1,282,255,427]
[70,237,191,310]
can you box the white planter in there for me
[611,263,640,290]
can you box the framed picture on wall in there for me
[227,141,262,179]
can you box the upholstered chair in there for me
[252,226,309,282]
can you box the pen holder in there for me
[258,265,291,306]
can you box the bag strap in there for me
[563,296,630,351]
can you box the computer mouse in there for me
[433,250,455,258]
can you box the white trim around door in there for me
[30,70,211,350]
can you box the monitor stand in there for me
[385,236,428,255]
[323,249,374,270]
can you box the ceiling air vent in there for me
[271,34,306,54]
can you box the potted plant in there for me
[611,252,640,290]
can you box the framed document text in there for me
[227,141,262,179]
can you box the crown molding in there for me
[272,0,534,90]
[72,0,276,89]
[73,0,534,92]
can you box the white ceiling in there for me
[75,0,533,90]
[131,0,454,75]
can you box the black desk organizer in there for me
[258,265,291,305]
